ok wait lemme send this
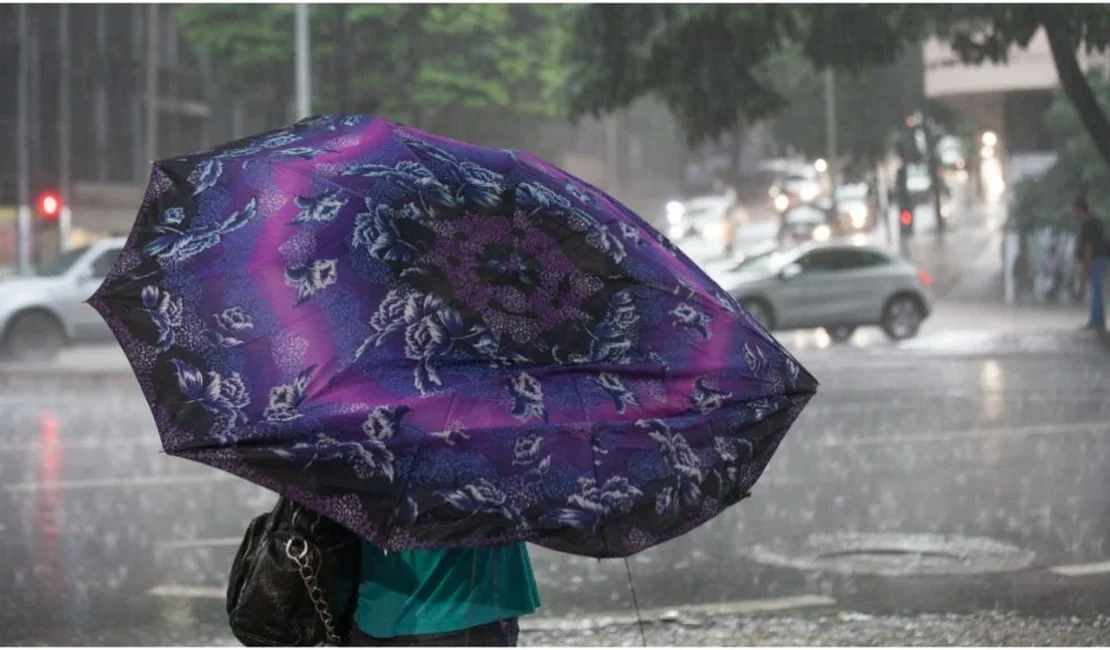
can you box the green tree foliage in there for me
[564,4,1110,170]
[930,5,1110,171]
[1011,70,1110,229]
[176,4,569,137]
[760,46,924,177]
[563,4,930,147]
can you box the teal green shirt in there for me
[355,542,541,638]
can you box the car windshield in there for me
[36,246,90,277]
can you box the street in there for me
[6,1,1110,644]
[2,299,1109,644]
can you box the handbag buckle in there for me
[285,537,309,561]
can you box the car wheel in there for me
[740,299,774,330]
[1,311,66,362]
[824,325,857,343]
[881,295,924,341]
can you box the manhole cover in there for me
[745,532,1036,576]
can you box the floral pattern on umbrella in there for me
[89,115,817,558]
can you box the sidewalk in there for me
[924,300,1086,333]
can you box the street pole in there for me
[58,4,72,254]
[295,3,312,119]
[146,4,160,165]
[16,4,32,276]
[824,68,838,214]
[335,5,349,113]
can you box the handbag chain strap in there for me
[285,511,342,646]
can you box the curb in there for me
[894,329,1110,358]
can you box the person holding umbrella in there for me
[89,115,816,646]
[350,543,539,646]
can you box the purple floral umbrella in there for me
[89,115,817,559]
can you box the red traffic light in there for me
[38,192,61,221]
[900,210,913,226]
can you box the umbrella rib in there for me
[624,556,648,646]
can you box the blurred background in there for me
[2,3,1110,646]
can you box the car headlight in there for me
[800,186,819,202]
[666,201,685,225]
[773,194,790,212]
[812,224,831,241]
[704,220,727,242]
[849,204,868,228]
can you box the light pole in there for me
[295,3,312,119]
[58,4,72,254]
[824,68,838,215]
[146,4,160,165]
[16,4,31,276]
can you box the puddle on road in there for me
[745,531,1036,577]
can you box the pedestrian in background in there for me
[1073,199,1110,332]
[1013,239,1033,306]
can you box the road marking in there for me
[156,537,243,551]
[3,473,236,492]
[0,437,156,453]
[821,420,1110,448]
[523,594,836,630]
[1049,561,1110,577]
[147,584,226,599]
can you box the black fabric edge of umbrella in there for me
[164,389,814,560]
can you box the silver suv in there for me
[713,241,933,342]
[0,237,125,361]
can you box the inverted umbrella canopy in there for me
[90,115,817,558]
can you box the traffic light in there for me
[899,209,914,236]
[37,191,61,222]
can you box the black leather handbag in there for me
[226,497,361,646]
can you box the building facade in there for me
[0,4,273,269]
[924,29,1110,186]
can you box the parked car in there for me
[717,241,933,342]
[0,237,125,361]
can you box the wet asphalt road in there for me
[2,330,1110,645]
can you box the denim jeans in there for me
[1089,257,1109,329]
[349,619,520,647]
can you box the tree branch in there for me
[1044,21,1110,172]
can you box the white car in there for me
[0,237,125,361]
[834,182,879,232]
[715,241,933,342]
[665,195,743,242]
